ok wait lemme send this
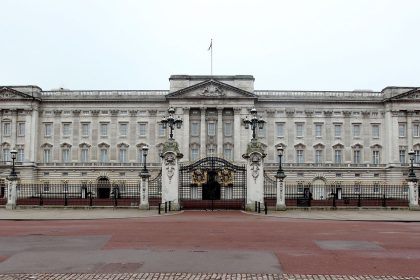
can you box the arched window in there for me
[313,143,325,164]
[190,143,200,161]
[294,143,305,164]
[1,142,11,162]
[333,143,344,164]
[41,143,53,163]
[117,143,129,163]
[79,143,91,162]
[352,144,363,164]
[61,143,72,163]
[98,142,110,163]
[371,144,382,165]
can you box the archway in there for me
[202,170,221,200]
[312,179,327,200]
[97,177,111,198]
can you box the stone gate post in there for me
[276,176,286,210]
[139,171,150,210]
[6,175,18,210]
[408,179,419,210]
[161,139,183,210]
[243,139,266,211]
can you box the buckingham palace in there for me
[1,74,420,194]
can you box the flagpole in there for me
[210,39,213,76]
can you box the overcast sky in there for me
[1,0,419,91]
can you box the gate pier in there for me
[161,139,183,210]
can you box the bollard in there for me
[258,202,261,213]
[332,195,336,208]
[158,203,161,215]
[357,194,361,207]
[39,193,43,206]
[64,193,67,207]
[382,194,386,207]
[169,201,171,211]
[165,202,168,213]
[89,192,93,207]
[264,202,268,215]
[255,201,257,212]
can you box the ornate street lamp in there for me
[243,107,265,140]
[9,148,17,179]
[408,150,417,180]
[276,145,286,180]
[142,146,149,174]
[161,107,183,140]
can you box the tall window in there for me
[81,123,90,137]
[158,123,166,137]
[100,148,108,162]
[415,149,420,164]
[119,145,128,162]
[353,150,361,164]
[191,122,199,136]
[45,123,52,137]
[224,122,233,137]
[208,122,216,136]
[62,123,71,136]
[353,124,361,138]
[43,149,51,163]
[17,148,24,162]
[207,145,216,156]
[372,150,380,164]
[296,149,304,163]
[62,148,70,163]
[119,123,128,136]
[138,148,145,164]
[258,125,266,138]
[224,147,233,161]
[399,123,406,137]
[413,124,420,137]
[191,148,199,161]
[3,148,10,161]
[100,123,108,137]
[399,149,406,164]
[139,123,147,136]
[315,150,323,164]
[334,150,342,163]
[276,123,284,138]
[372,124,380,138]
[296,123,304,137]
[80,145,89,162]
[315,124,322,138]
[18,122,25,136]
[334,124,342,138]
[2,122,11,136]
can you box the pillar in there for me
[139,173,150,210]
[161,139,183,210]
[200,107,206,158]
[182,107,190,161]
[408,180,419,210]
[217,107,223,157]
[6,177,18,210]
[276,177,286,210]
[233,108,241,162]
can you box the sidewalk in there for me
[1,208,420,221]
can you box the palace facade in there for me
[1,75,419,188]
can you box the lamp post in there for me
[139,146,150,209]
[243,107,265,140]
[161,107,183,140]
[10,148,17,179]
[276,145,286,180]
[408,150,417,180]
[142,146,149,174]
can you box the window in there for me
[399,149,406,164]
[191,148,199,161]
[258,125,266,138]
[399,123,406,137]
[158,123,166,137]
[207,145,216,156]
[315,124,322,138]
[3,148,10,161]
[353,124,361,138]
[276,123,284,137]
[81,123,90,137]
[119,123,128,136]
[80,145,89,162]
[296,123,304,137]
[353,150,361,164]
[138,148,146,164]
[224,122,232,137]
[415,150,420,164]
[315,150,322,164]
[119,146,128,162]
[208,122,216,136]
[224,148,233,161]
[100,148,108,162]
[62,148,70,163]
[17,148,24,162]
[100,123,108,137]
[224,187,233,199]
[45,123,52,137]
[334,124,342,138]
[139,123,147,136]
[413,124,420,137]
[18,122,25,136]
[2,122,11,136]
[43,149,51,163]
[191,186,199,199]
[62,123,71,136]
[334,150,342,163]
[372,150,380,164]
[372,124,380,138]
[296,150,304,164]
[191,122,199,136]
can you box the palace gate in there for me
[179,157,246,210]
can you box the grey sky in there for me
[1,0,419,91]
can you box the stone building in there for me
[1,75,419,193]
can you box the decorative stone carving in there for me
[201,84,224,97]
[218,169,233,186]
[343,111,352,117]
[242,139,267,159]
[285,109,295,117]
[110,110,119,116]
[129,110,138,116]
[324,110,333,117]
[53,110,62,116]
[192,169,207,186]
[164,153,176,183]
[91,110,100,116]
[72,110,81,116]
[250,156,261,183]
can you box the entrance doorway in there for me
[202,170,221,200]
[97,177,111,198]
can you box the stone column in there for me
[243,140,266,210]
[139,172,150,210]
[233,108,242,162]
[161,139,183,210]
[183,107,190,161]
[11,109,17,148]
[200,107,206,158]
[408,179,419,210]
[6,176,18,210]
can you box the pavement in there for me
[1,208,420,221]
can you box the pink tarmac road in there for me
[0,211,419,276]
